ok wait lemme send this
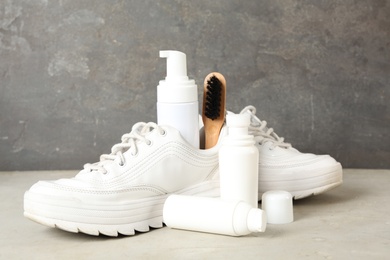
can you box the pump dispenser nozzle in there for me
[158,50,197,103]
[160,50,188,82]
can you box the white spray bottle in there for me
[157,50,199,148]
[219,113,259,208]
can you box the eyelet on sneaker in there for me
[160,129,167,136]
[146,139,152,146]
[118,160,126,167]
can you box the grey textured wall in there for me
[0,0,389,171]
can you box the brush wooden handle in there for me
[202,72,226,149]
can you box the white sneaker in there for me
[24,106,342,236]
[239,106,343,200]
[24,122,223,236]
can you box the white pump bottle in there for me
[157,50,199,148]
[219,113,259,208]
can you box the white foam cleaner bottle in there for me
[157,50,199,148]
[219,113,259,208]
[163,195,266,236]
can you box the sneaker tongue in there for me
[246,113,271,137]
[240,106,291,148]
[254,135,276,145]
[250,116,268,131]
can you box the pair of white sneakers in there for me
[24,105,342,236]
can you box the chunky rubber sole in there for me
[258,163,343,200]
[24,180,220,237]
[24,164,342,236]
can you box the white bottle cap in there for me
[158,50,197,103]
[247,208,267,232]
[226,113,251,136]
[226,113,250,127]
[261,190,294,224]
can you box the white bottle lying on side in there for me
[163,195,267,236]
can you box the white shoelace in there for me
[240,105,291,149]
[83,122,166,174]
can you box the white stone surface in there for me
[1,169,389,259]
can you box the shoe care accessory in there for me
[202,72,226,149]
[163,96,266,236]
[219,113,259,208]
[157,50,199,148]
[262,191,294,224]
[163,195,266,236]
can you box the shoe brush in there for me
[202,72,226,149]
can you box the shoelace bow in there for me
[83,122,165,174]
[240,105,291,149]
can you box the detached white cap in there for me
[262,190,294,224]
[158,50,197,103]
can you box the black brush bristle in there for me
[205,75,222,120]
